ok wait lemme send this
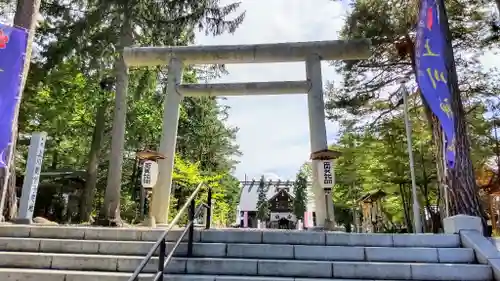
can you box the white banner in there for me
[317,160,334,189]
[141,160,158,188]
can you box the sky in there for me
[195,0,348,181]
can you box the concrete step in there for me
[0,252,491,280]
[0,224,190,242]
[0,269,464,281]
[0,225,461,247]
[0,237,475,263]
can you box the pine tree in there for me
[435,0,487,228]
[326,0,498,230]
[256,175,269,221]
[38,0,245,225]
[293,170,308,221]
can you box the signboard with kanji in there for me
[18,132,46,221]
[317,159,334,190]
[141,160,158,188]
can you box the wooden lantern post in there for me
[310,149,342,230]
[136,150,165,227]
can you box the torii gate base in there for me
[123,39,371,229]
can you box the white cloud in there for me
[196,0,346,180]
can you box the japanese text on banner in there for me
[415,0,456,168]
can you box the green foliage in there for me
[299,162,312,179]
[314,0,500,232]
[293,170,308,220]
[326,0,500,129]
[327,97,495,231]
[38,0,245,69]
[334,204,354,233]
[256,175,270,221]
[290,89,495,232]
[13,0,246,225]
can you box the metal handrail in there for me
[128,182,212,281]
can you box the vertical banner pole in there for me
[443,133,450,217]
[400,81,422,233]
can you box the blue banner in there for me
[415,0,456,168]
[0,23,28,168]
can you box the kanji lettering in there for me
[323,162,333,185]
[423,39,439,57]
[440,98,453,119]
[426,68,447,89]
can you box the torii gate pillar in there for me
[123,39,371,226]
[305,54,330,227]
[150,57,183,225]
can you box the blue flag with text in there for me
[0,23,28,168]
[415,0,456,168]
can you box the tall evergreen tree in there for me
[293,170,308,221]
[36,0,245,225]
[326,0,499,227]
[256,175,269,222]
[8,0,244,226]
[433,0,487,227]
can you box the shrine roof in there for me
[238,180,315,212]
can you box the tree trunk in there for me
[1,162,18,220]
[51,150,58,170]
[438,0,488,231]
[429,118,450,221]
[80,103,107,222]
[129,155,139,201]
[100,11,133,226]
[399,183,413,232]
[0,0,41,221]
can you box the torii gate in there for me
[122,39,371,228]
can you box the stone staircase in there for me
[0,224,494,281]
